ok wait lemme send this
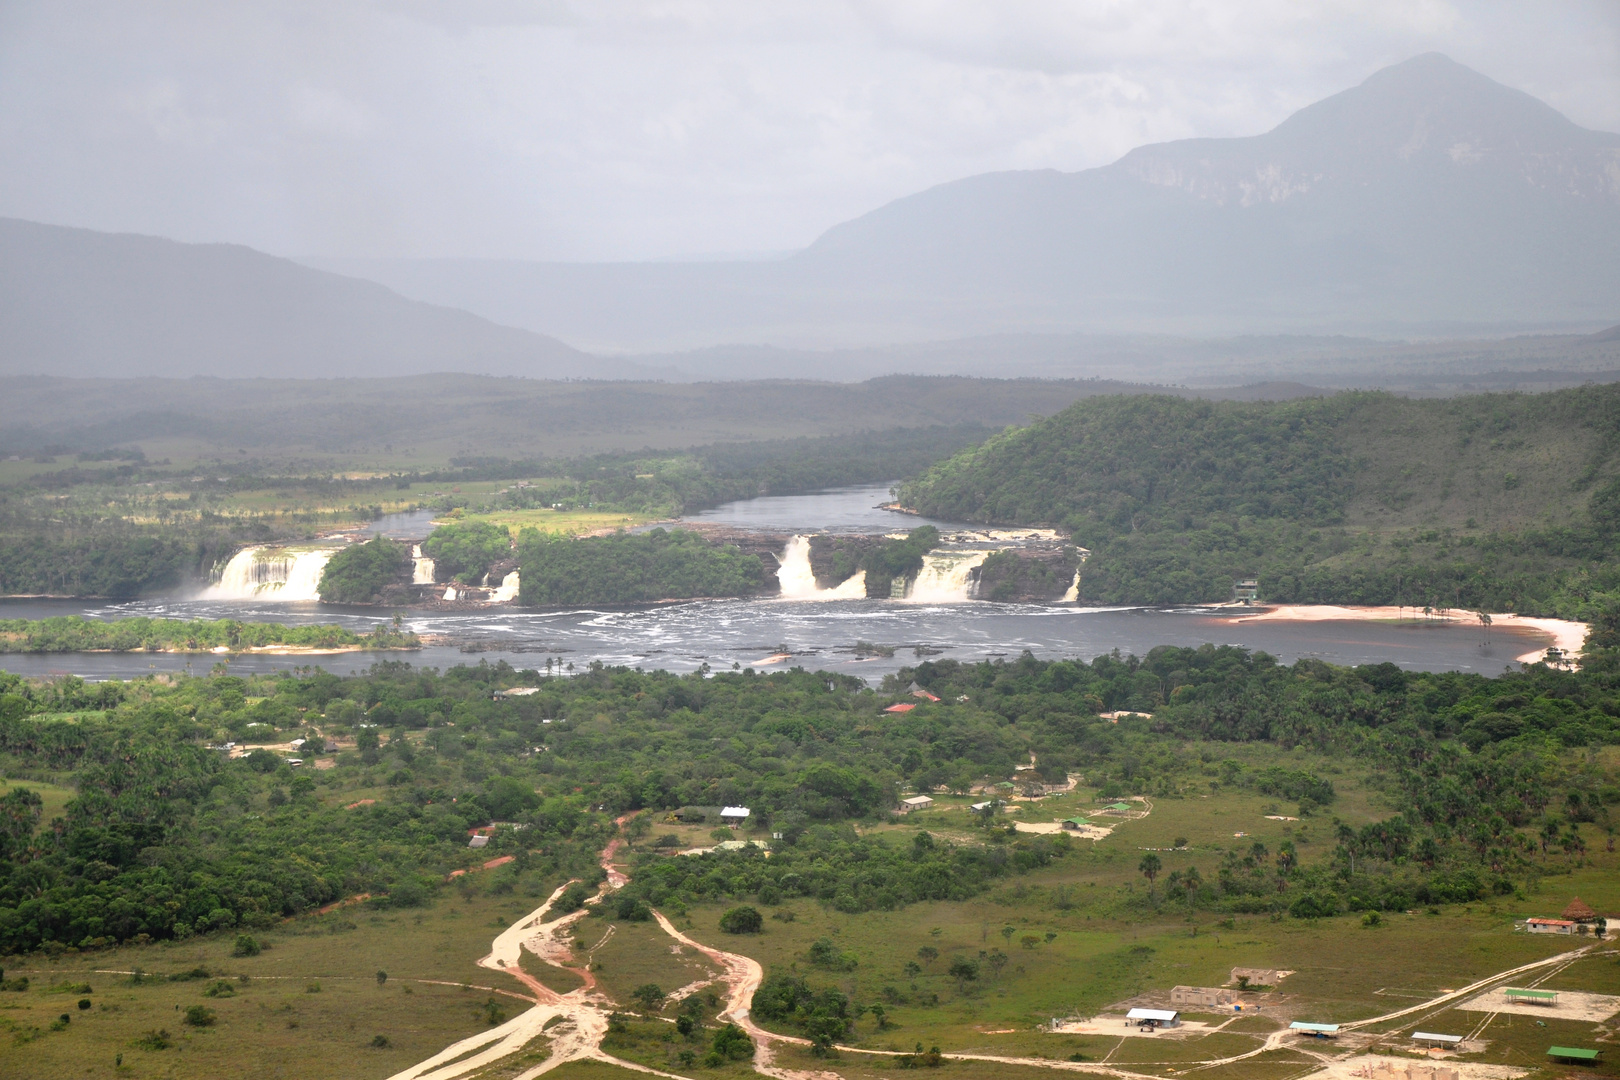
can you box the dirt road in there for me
[384,817,1598,1080]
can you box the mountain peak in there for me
[1112,53,1620,204]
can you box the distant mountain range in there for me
[0,217,661,380]
[314,54,1620,351]
[3,54,1616,380]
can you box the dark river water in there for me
[0,486,1552,682]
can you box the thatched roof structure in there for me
[1562,897,1597,921]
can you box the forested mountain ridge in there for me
[897,387,1620,612]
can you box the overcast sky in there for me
[2,1,1616,262]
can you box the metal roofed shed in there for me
[1412,1032,1463,1046]
[1290,1022,1340,1037]
[1547,1046,1599,1062]
[719,806,751,824]
[1126,1008,1179,1027]
[1503,988,1558,1005]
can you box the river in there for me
[0,486,1559,681]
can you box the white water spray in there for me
[411,545,436,585]
[906,549,990,603]
[775,536,866,600]
[488,571,520,603]
[205,546,338,601]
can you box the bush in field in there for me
[718,905,762,934]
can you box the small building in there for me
[884,702,916,713]
[720,806,751,825]
[1411,1032,1464,1049]
[1548,1046,1600,1064]
[1172,986,1235,1008]
[1290,1022,1339,1038]
[1562,897,1603,933]
[1504,988,1558,1006]
[1098,802,1134,814]
[1098,710,1153,722]
[969,801,994,812]
[898,795,935,813]
[908,682,941,702]
[1526,917,1576,934]
[1061,817,1092,830]
[468,834,490,849]
[493,687,541,700]
[1126,1008,1179,1028]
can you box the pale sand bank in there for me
[1231,605,1587,665]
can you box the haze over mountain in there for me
[0,217,657,380]
[316,55,1620,352]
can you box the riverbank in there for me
[1230,604,1588,664]
[0,615,420,655]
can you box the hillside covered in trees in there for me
[897,387,1620,615]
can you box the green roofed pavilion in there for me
[1547,1046,1599,1061]
[1505,988,1558,1003]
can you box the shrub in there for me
[719,906,763,934]
[231,935,261,957]
[711,1023,754,1061]
[182,1005,217,1027]
[134,1029,173,1050]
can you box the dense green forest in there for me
[899,388,1620,615]
[1,619,1614,954]
[517,528,769,606]
[0,426,979,598]
[317,537,411,603]
[420,522,512,584]
[0,617,417,654]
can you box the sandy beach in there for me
[1231,605,1587,664]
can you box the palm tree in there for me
[1139,853,1162,897]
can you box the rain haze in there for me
[4,8,1620,1080]
[0,2,1616,262]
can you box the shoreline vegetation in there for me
[0,616,419,654]
[898,387,1620,619]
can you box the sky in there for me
[1,1,1617,262]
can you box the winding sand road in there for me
[385,822,1599,1080]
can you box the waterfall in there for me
[411,545,436,585]
[205,546,337,601]
[906,549,990,603]
[488,571,520,603]
[443,585,459,601]
[1061,568,1081,603]
[776,536,866,600]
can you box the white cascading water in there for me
[1061,568,1081,602]
[411,545,436,585]
[776,536,867,600]
[488,571,520,603]
[205,546,338,601]
[906,549,991,603]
